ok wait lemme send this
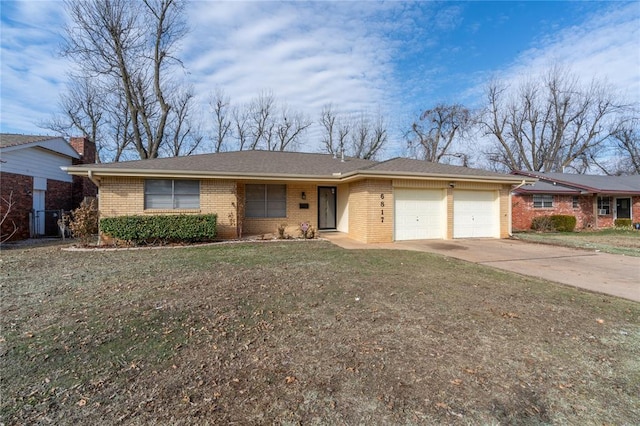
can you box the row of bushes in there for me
[532,215,639,233]
[100,214,217,245]
[531,215,577,232]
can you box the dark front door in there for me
[616,198,631,219]
[318,187,337,229]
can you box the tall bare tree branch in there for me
[478,65,624,172]
[61,0,190,160]
[407,103,470,163]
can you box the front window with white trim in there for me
[533,194,553,208]
[597,196,611,215]
[144,179,200,209]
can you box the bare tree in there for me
[349,113,387,160]
[247,91,276,150]
[478,66,624,172]
[319,107,386,159]
[407,103,471,163]
[274,106,312,151]
[61,0,191,160]
[0,191,18,243]
[222,91,309,152]
[320,104,339,155]
[611,117,640,174]
[210,88,232,152]
[43,76,106,161]
[163,89,203,157]
[232,105,250,151]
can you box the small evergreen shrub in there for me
[550,215,576,232]
[614,218,632,228]
[100,214,217,245]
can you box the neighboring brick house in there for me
[64,151,534,244]
[511,171,640,231]
[0,134,97,241]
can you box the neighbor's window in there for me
[144,179,200,209]
[245,184,286,218]
[572,196,579,209]
[533,194,553,208]
[597,196,611,215]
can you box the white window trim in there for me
[533,194,553,208]
[597,196,611,216]
[144,179,200,210]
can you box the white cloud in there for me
[1,1,636,161]
[0,1,69,134]
[487,3,640,104]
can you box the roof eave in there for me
[63,167,347,182]
[344,170,535,184]
[64,166,537,185]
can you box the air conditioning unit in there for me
[598,209,608,215]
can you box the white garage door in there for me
[453,190,499,238]
[394,189,445,240]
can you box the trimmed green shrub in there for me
[614,218,632,228]
[531,215,576,232]
[550,215,576,232]
[100,214,217,245]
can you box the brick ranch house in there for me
[64,150,534,243]
[0,134,97,241]
[511,171,640,231]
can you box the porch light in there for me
[449,182,456,188]
[301,191,306,200]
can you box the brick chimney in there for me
[69,136,98,206]
[70,136,96,165]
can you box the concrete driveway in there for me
[323,233,640,302]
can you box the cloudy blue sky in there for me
[1,1,639,157]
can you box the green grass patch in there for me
[515,228,640,257]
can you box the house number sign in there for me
[380,193,385,223]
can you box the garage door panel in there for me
[395,189,445,240]
[453,190,498,238]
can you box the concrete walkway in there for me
[322,233,640,303]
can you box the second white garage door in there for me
[453,190,499,238]
[394,189,445,240]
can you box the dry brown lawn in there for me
[1,240,639,425]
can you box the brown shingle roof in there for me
[368,157,515,179]
[0,134,60,148]
[84,150,376,176]
[513,171,640,194]
[67,150,530,183]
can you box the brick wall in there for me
[70,137,97,165]
[98,177,239,240]
[241,182,318,238]
[0,172,33,241]
[348,179,394,243]
[513,194,603,230]
[69,137,98,205]
[45,179,74,211]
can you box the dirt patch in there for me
[1,242,639,424]
[424,242,469,251]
